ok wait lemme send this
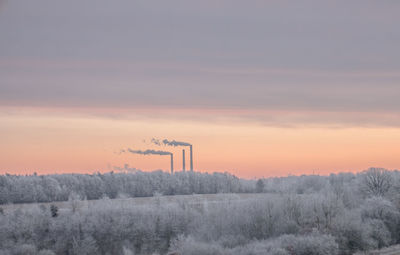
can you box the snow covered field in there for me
[1,193,266,214]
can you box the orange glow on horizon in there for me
[0,106,399,178]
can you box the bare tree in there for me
[360,168,392,197]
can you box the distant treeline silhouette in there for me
[0,171,254,204]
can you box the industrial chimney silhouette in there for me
[170,154,174,174]
[190,145,193,171]
[182,149,186,172]
[150,139,193,171]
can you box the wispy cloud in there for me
[2,106,400,129]
[1,0,399,128]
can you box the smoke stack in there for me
[182,149,186,172]
[149,139,192,171]
[190,145,193,171]
[170,153,174,174]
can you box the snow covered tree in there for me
[360,168,392,197]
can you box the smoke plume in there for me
[127,148,172,155]
[113,164,139,173]
[150,138,161,145]
[150,138,193,171]
[152,138,191,147]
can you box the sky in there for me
[0,0,399,178]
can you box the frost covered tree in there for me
[1,168,400,254]
[360,168,392,197]
[256,179,265,193]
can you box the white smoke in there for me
[150,138,161,146]
[152,138,191,147]
[126,148,172,155]
[113,164,139,173]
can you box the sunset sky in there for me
[1,0,399,178]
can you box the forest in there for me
[0,168,400,255]
[0,171,253,204]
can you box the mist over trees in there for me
[1,168,400,255]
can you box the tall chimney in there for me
[190,145,193,171]
[182,149,186,172]
[170,153,174,174]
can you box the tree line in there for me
[0,168,400,255]
[0,171,254,204]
